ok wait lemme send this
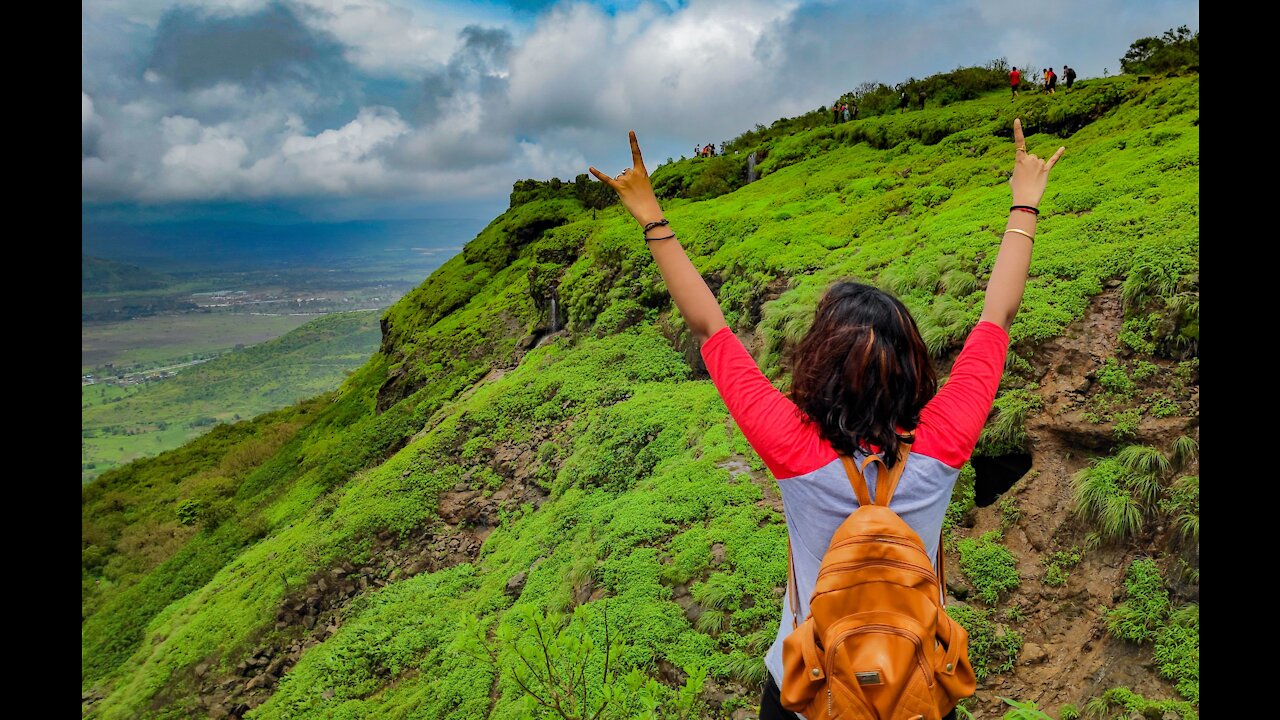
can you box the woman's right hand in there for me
[588,131,665,227]
[1009,118,1065,208]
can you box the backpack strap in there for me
[840,443,913,507]
[839,455,874,506]
[787,537,801,629]
[936,530,947,606]
[871,442,912,506]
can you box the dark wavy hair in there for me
[789,281,936,468]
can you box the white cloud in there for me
[83,92,98,129]
[83,92,105,157]
[253,106,411,195]
[82,0,1199,211]
[302,0,457,76]
[158,121,251,198]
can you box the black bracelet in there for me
[645,232,676,242]
[1010,205,1039,216]
[642,219,670,233]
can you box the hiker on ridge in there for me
[589,120,1065,720]
[1010,66,1021,99]
[1047,67,1057,94]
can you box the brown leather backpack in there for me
[781,447,977,719]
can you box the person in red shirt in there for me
[1010,66,1021,100]
[590,120,1065,720]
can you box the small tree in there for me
[1120,25,1199,75]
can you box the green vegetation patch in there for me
[945,603,1022,681]
[957,530,1020,604]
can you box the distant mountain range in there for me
[82,255,174,294]
[82,218,491,274]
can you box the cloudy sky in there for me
[82,0,1198,223]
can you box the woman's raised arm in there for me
[979,118,1066,333]
[589,131,727,344]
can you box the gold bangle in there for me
[1004,228,1034,243]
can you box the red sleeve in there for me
[700,327,835,480]
[915,321,1010,468]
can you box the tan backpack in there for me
[780,446,977,719]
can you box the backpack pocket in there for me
[933,610,977,708]
[781,617,826,711]
[824,612,939,719]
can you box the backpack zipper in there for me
[828,534,930,560]
[816,557,935,579]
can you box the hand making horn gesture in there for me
[1009,117,1066,208]
[588,131,665,228]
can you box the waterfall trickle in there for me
[747,151,758,183]
[549,293,560,332]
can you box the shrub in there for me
[1042,564,1068,586]
[176,499,202,527]
[1096,358,1136,397]
[977,389,1042,456]
[998,497,1021,533]
[1154,603,1199,702]
[1105,558,1169,644]
[1149,396,1179,418]
[958,531,1020,604]
[1042,547,1082,587]
[1110,408,1141,440]
[945,603,1022,681]
[1083,687,1195,720]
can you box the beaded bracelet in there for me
[642,219,670,233]
[1010,205,1039,216]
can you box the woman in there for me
[589,119,1064,719]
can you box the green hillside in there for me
[83,255,174,294]
[82,311,382,483]
[81,73,1198,720]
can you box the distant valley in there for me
[81,217,489,482]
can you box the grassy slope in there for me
[81,75,1198,719]
[82,311,382,483]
